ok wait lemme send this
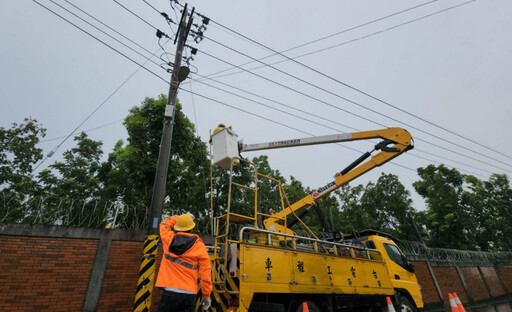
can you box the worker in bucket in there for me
[155,213,212,311]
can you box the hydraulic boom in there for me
[239,128,414,235]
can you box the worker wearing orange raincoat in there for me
[155,214,212,312]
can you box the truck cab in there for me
[357,231,424,311]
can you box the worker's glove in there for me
[201,297,211,310]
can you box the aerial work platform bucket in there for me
[211,127,239,169]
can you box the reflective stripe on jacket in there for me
[155,216,212,299]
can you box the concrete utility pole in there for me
[133,5,194,312]
[147,5,194,236]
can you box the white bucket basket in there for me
[211,128,239,169]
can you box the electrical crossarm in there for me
[239,127,414,236]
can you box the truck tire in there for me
[296,301,321,312]
[399,297,416,312]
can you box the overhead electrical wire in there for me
[197,0,512,165]
[32,0,167,84]
[31,0,169,173]
[32,0,415,176]
[199,32,512,172]
[195,0,441,80]
[50,0,169,70]
[187,74,495,177]
[33,0,497,179]
[112,0,159,31]
[117,2,509,174]
[40,118,125,143]
[63,0,165,57]
[178,87,492,178]
[108,0,504,176]
[195,47,512,175]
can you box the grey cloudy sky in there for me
[1,0,511,209]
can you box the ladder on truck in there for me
[211,157,289,295]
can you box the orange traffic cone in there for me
[302,302,309,312]
[448,293,460,312]
[386,296,396,312]
[453,292,466,312]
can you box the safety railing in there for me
[239,226,383,261]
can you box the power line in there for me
[177,87,417,172]
[32,0,168,83]
[195,0,440,80]
[195,47,512,175]
[188,74,493,178]
[118,1,510,174]
[69,1,508,176]
[112,0,158,31]
[202,0,512,164]
[39,118,125,143]
[50,0,168,70]
[34,0,498,179]
[31,0,169,173]
[201,26,512,170]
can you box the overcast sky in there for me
[1,0,512,210]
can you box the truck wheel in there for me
[296,301,321,312]
[399,297,416,312]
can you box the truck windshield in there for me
[383,243,407,269]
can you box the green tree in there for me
[335,174,415,240]
[0,118,45,222]
[413,164,472,249]
[100,95,210,228]
[465,174,512,251]
[35,132,107,226]
[359,174,415,240]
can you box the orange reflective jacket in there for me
[155,216,212,299]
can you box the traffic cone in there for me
[448,293,460,312]
[302,302,309,312]
[453,292,466,312]
[386,296,396,312]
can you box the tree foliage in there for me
[3,96,512,253]
[99,95,210,227]
[335,174,415,240]
[0,118,45,223]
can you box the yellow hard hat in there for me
[174,214,196,231]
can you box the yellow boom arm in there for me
[256,127,413,235]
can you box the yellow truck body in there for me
[205,127,423,311]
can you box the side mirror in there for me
[407,261,415,273]
[401,254,415,272]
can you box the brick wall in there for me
[480,267,505,297]
[498,266,512,291]
[462,267,490,302]
[432,266,469,306]
[0,235,97,311]
[1,224,511,312]
[410,261,441,304]
[96,242,163,312]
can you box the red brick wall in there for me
[97,241,163,312]
[2,230,511,312]
[498,266,512,291]
[410,261,441,304]
[461,267,490,301]
[0,235,98,312]
[432,266,468,305]
[479,267,505,297]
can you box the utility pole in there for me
[133,5,194,312]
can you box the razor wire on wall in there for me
[1,193,147,229]
[1,193,215,233]
[399,240,512,266]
